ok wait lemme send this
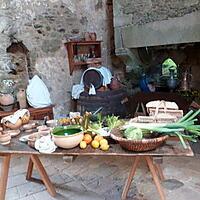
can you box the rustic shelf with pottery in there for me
[65,32,102,75]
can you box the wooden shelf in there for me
[65,41,102,75]
[73,58,102,66]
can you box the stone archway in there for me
[6,41,30,89]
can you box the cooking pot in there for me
[82,69,103,89]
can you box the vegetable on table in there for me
[105,115,123,131]
[87,114,123,136]
[122,109,200,149]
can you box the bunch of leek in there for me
[122,109,200,149]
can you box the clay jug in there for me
[84,32,91,41]
[0,94,14,105]
[109,78,121,90]
[17,89,27,109]
[90,32,97,41]
[167,69,178,91]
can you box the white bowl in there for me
[46,120,58,128]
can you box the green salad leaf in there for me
[123,127,143,140]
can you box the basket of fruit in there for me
[111,109,200,151]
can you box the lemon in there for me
[99,139,108,146]
[80,141,87,149]
[100,144,109,151]
[94,135,103,142]
[91,140,99,149]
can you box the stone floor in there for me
[4,154,200,200]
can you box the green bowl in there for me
[52,125,84,149]
[52,125,82,136]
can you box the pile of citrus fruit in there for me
[79,134,109,151]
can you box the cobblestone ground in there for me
[4,155,200,200]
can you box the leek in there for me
[122,109,200,149]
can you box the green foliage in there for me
[105,115,123,131]
[123,127,143,140]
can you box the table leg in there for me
[0,154,11,200]
[26,157,44,184]
[154,163,165,181]
[26,157,33,180]
[145,156,166,200]
[121,156,140,200]
[30,155,56,197]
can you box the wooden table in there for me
[0,132,194,200]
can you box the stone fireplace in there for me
[113,0,200,95]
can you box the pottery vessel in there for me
[3,118,23,130]
[3,129,20,137]
[109,78,121,90]
[46,120,58,128]
[167,69,178,91]
[22,123,37,130]
[84,32,91,41]
[0,94,14,105]
[21,113,30,124]
[17,89,27,109]
[90,32,97,41]
[0,132,11,145]
[27,131,49,148]
[52,127,84,149]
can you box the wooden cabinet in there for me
[0,105,54,120]
[65,41,102,75]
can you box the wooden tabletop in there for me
[0,132,194,157]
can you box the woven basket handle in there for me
[154,100,167,118]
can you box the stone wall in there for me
[0,0,111,117]
[114,0,200,49]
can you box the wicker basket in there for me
[111,128,169,152]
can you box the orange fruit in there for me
[83,134,92,144]
[94,135,103,142]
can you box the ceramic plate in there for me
[19,135,30,143]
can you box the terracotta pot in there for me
[109,78,121,90]
[90,32,97,41]
[3,118,23,130]
[84,32,91,41]
[0,132,11,144]
[21,112,30,124]
[3,129,20,137]
[17,89,27,109]
[0,94,14,105]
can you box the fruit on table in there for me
[99,138,108,146]
[83,133,92,144]
[80,141,87,149]
[94,135,103,142]
[91,140,99,149]
[100,144,109,151]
